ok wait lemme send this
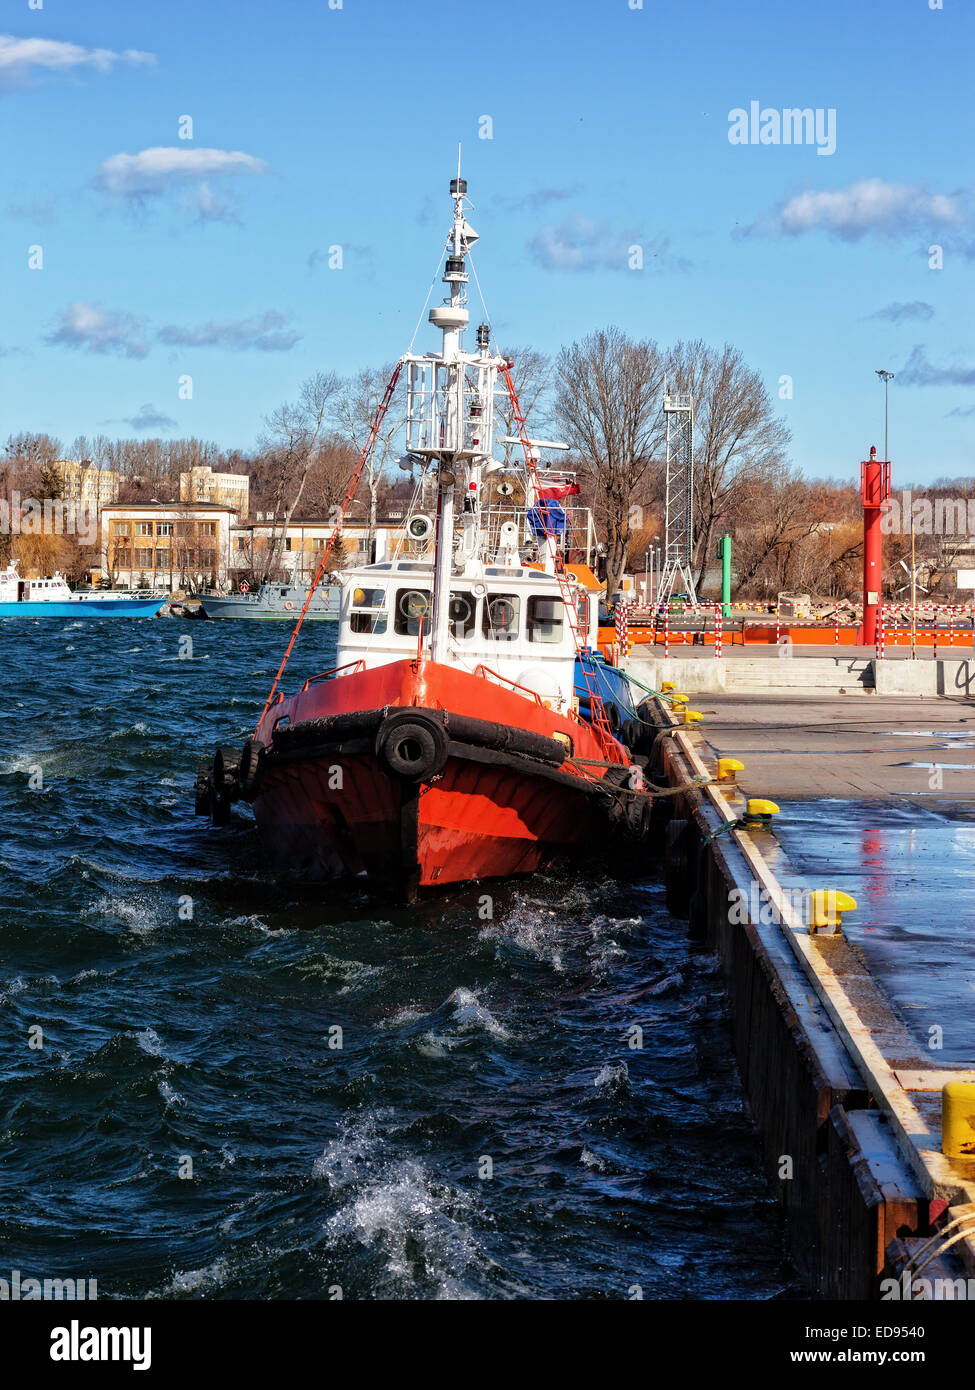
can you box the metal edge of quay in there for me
[648,695,975,1301]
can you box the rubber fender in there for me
[238,739,264,800]
[375,710,449,781]
[444,711,567,766]
[624,796,652,843]
[213,746,241,797]
[194,762,211,816]
[273,708,382,751]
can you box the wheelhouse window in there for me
[448,591,476,639]
[527,595,564,644]
[394,587,431,637]
[350,586,388,635]
[482,593,520,641]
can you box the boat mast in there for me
[429,170,469,663]
[403,158,499,664]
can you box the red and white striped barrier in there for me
[713,602,723,659]
[614,601,630,665]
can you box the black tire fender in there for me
[375,711,448,781]
[194,762,211,817]
[625,796,652,843]
[238,740,264,800]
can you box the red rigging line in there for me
[254,362,403,733]
[499,362,615,745]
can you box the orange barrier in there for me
[599,623,975,653]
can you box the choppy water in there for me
[0,619,793,1299]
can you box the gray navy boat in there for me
[200,576,340,621]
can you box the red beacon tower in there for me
[860,445,890,647]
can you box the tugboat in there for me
[0,561,166,618]
[196,172,651,898]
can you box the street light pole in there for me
[876,369,894,460]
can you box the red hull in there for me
[250,657,628,896]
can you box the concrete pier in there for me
[629,650,975,697]
[646,686,975,1298]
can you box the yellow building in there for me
[99,502,238,590]
[229,517,405,582]
[57,460,120,507]
[180,464,250,515]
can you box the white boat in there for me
[0,561,167,618]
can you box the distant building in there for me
[57,460,120,507]
[228,517,407,584]
[98,502,238,590]
[180,464,250,516]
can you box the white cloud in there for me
[529,213,687,273]
[96,146,269,199]
[899,345,975,388]
[751,178,967,242]
[158,311,300,353]
[0,35,154,80]
[45,302,149,359]
[867,301,934,324]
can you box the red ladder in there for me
[255,362,403,732]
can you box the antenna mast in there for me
[655,391,698,611]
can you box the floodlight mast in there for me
[656,391,698,611]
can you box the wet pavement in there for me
[698,694,975,1068]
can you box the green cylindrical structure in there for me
[717,532,732,618]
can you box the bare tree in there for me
[259,372,341,581]
[494,346,552,467]
[728,467,819,591]
[554,327,665,596]
[663,339,790,590]
[336,364,404,562]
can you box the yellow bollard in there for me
[661,681,676,692]
[741,799,779,830]
[669,692,688,706]
[809,889,857,935]
[942,1082,975,1158]
[682,710,703,724]
[717,757,744,783]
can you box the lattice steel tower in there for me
[656,391,698,610]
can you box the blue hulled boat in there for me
[0,562,166,618]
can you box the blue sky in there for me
[1,0,973,484]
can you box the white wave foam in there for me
[165,1257,230,1295]
[447,986,511,1039]
[593,1060,630,1094]
[86,894,161,935]
[317,1114,483,1299]
[135,1027,165,1057]
[157,1078,184,1108]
